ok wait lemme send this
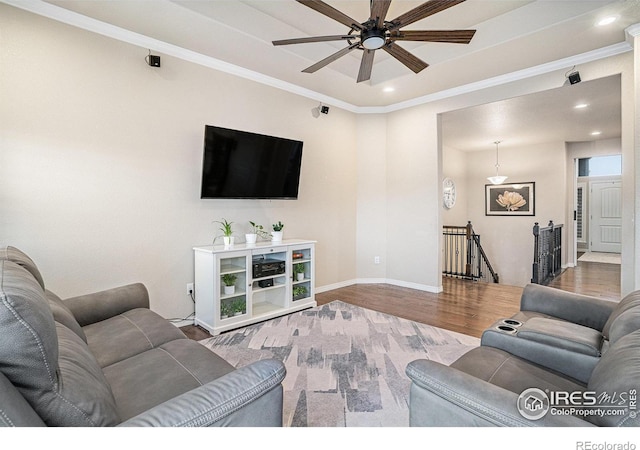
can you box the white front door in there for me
[590,180,622,253]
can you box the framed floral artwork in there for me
[485,182,535,216]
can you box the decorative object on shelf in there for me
[485,182,535,216]
[271,221,284,241]
[221,273,237,295]
[231,298,245,316]
[293,285,308,301]
[220,301,232,320]
[214,218,235,246]
[292,252,304,260]
[246,221,270,244]
[442,177,456,209]
[487,141,508,185]
[294,263,305,281]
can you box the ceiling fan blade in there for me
[389,29,476,44]
[302,43,360,73]
[388,0,466,30]
[357,49,376,83]
[273,35,354,46]
[297,0,363,31]
[370,0,392,28]
[382,42,429,74]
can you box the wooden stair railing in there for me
[443,221,499,283]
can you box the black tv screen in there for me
[200,125,303,199]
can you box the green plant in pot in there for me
[220,301,232,319]
[294,263,305,281]
[293,285,307,300]
[271,221,284,242]
[214,218,234,246]
[246,221,270,244]
[231,298,245,316]
[221,273,237,295]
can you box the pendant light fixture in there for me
[487,140,508,185]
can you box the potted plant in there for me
[246,221,270,244]
[292,285,308,301]
[231,298,245,316]
[221,273,237,295]
[271,221,284,241]
[294,263,305,281]
[220,302,232,320]
[214,218,234,246]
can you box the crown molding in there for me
[626,23,640,38]
[3,0,633,115]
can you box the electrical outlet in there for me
[186,283,194,295]
[374,256,380,264]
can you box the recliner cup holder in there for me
[496,325,517,334]
[501,319,523,327]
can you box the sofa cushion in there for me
[103,339,235,421]
[605,303,640,345]
[0,246,45,290]
[450,346,585,395]
[45,290,87,343]
[0,260,120,426]
[587,330,640,427]
[602,291,640,339]
[83,308,187,367]
[516,317,603,357]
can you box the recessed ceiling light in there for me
[383,87,395,93]
[597,16,617,26]
[591,131,602,136]
[574,103,588,109]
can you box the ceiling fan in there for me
[272,0,476,83]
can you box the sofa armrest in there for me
[63,283,150,326]
[406,359,593,427]
[520,284,615,331]
[118,359,286,427]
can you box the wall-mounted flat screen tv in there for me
[200,125,303,199]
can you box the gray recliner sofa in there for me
[0,246,286,427]
[406,284,640,427]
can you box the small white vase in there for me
[224,285,235,295]
[296,272,305,281]
[245,233,257,244]
[271,231,283,242]
[223,236,235,246]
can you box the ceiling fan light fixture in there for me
[361,29,386,50]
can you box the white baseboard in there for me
[316,278,442,294]
[170,319,195,328]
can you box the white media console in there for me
[193,239,316,335]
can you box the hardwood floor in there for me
[315,279,523,338]
[546,261,620,301]
[181,260,621,340]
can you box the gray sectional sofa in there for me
[407,283,640,427]
[0,246,286,427]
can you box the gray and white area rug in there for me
[199,300,479,427]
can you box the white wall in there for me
[466,142,567,286]
[0,5,357,320]
[355,114,387,282]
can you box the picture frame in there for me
[485,182,535,216]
